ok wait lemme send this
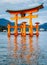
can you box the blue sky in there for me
[0,0,47,24]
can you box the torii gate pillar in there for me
[22,22,26,37]
[14,14,18,36]
[7,23,11,37]
[35,22,40,37]
[29,13,33,37]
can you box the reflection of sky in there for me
[0,0,47,24]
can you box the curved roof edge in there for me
[6,3,44,14]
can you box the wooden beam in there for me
[10,14,38,20]
[6,9,38,14]
[6,3,44,14]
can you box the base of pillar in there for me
[29,34,33,37]
[14,33,18,36]
[8,32,39,37]
[8,33,10,37]
[36,33,39,37]
[21,34,26,37]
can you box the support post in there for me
[7,23,11,37]
[29,13,33,37]
[14,14,18,36]
[35,22,39,37]
[22,22,26,37]
[21,24,23,36]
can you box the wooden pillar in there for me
[29,13,33,37]
[7,23,11,37]
[22,22,26,37]
[35,22,39,37]
[21,24,23,36]
[14,14,18,36]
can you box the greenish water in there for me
[0,32,47,65]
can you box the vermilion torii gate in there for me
[6,3,43,37]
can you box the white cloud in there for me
[0,0,30,4]
[0,0,46,4]
[33,10,47,16]
[28,3,40,7]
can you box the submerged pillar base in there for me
[29,34,33,37]
[21,33,26,37]
[8,33,10,37]
[36,33,39,37]
[14,33,18,36]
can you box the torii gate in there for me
[6,3,43,37]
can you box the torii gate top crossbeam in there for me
[6,3,44,14]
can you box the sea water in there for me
[0,32,47,65]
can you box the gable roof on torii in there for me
[6,3,44,14]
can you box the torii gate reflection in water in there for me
[6,4,44,37]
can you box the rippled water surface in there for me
[0,32,47,65]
